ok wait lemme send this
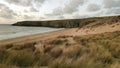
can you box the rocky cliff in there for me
[12,15,120,28]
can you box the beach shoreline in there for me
[0,28,71,45]
[0,23,119,45]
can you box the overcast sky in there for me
[0,0,120,24]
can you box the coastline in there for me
[0,28,71,45]
[0,24,63,41]
[0,23,119,45]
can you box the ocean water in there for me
[0,24,63,40]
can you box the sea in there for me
[0,24,63,40]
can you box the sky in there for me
[0,0,120,24]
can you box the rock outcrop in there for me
[12,15,120,28]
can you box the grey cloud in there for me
[104,8,120,15]
[5,0,45,13]
[5,0,45,7]
[103,0,120,8]
[0,4,16,19]
[24,15,45,20]
[5,0,32,6]
[44,13,65,20]
[58,15,65,19]
[33,0,44,5]
[73,14,89,19]
[87,4,101,12]
[23,7,38,13]
[51,0,86,16]
[39,17,45,19]
[52,7,63,15]
[24,15,34,19]
[103,0,120,15]
[44,14,53,17]
[30,7,39,12]
[63,0,86,14]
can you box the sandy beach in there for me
[0,28,72,45]
[0,22,119,46]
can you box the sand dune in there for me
[0,21,119,46]
[0,17,120,68]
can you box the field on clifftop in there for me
[0,16,120,68]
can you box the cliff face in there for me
[12,15,120,28]
[13,19,85,28]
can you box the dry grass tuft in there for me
[0,31,120,68]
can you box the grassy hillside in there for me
[1,15,120,68]
[13,15,120,28]
[0,31,120,68]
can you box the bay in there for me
[0,24,62,40]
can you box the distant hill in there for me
[13,15,120,28]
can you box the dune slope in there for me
[0,16,120,68]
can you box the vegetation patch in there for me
[0,31,120,68]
